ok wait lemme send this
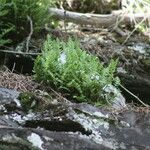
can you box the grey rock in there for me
[0,88,150,150]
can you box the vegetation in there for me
[121,0,150,34]
[19,92,37,112]
[34,36,120,105]
[0,0,56,47]
[0,0,149,47]
[56,0,121,14]
[0,0,14,46]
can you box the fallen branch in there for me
[49,8,150,28]
[0,49,40,55]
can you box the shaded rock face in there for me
[0,87,150,150]
[0,128,108,150]
[82,35,150,104]
[117,42,150,104]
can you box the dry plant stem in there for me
[48,86,71,104]
[26,15,33,52]
[120,84,149,107]
[0,50,40,55]
[64,10,67,33]
[122,17,147,45]
[11,62,16,73]
[113,27,127,36]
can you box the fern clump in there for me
[34,36,120,105]
[0,0,56,46]
[0,0,14,46]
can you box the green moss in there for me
[19,92,37,112]
[19,91,54,112]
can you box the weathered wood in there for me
[49,8,150,28]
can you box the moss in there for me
[19,92,37,112]
[19,91,54,112]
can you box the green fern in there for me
[34,36,120,105]
[0,0,57,46]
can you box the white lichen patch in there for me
[23,112,36,121]
[43,136,54,142]
[10,113,24,123]
[2,133,20,142]
[91,74,100,80]
[4,115,9,120]
[128,44,146,54]
[0,105,6,112]
[120,121,130,127]
[99,121,109,130]
[89,131,103,143]
[103,84,126,109]
[120,142,126,149]
[102,138,127,150]
[14,98,21,107]
[58,52,66,65]
[103,84,119,95]
[27,132,44,150]
[102,138,120,150]
[2,134,14,141]
[69,112,109,143]
[93,111,109,118]
[117,67,127,74]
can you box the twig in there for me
[26,15,33,52]
[122,16,147,45]
[50,87,70,103]
[120,84,149,107]
[113,27,127,36]
[11,62,16,73]
[64,10,67,33]
[0,49,41,55]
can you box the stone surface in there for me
[0,87,150,150]
[0,128,108,150]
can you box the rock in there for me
[119,73,150,104]
[117,41,150,104]
[1,87,150,149]
[0,87,21,111]
[103,84,126,109]
[0,127,108,150]
[0,87,20,103]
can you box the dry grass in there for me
[0,66,39,92]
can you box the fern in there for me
[0,0,14,46]
[34,36,120,105]
[0,0,57,46]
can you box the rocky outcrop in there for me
[0,87,150,149]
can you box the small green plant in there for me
[0,0,57,46]
[121,0,150,36]
[34,36,120,105]
[19,92,37,112]
[0,0,14,46]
